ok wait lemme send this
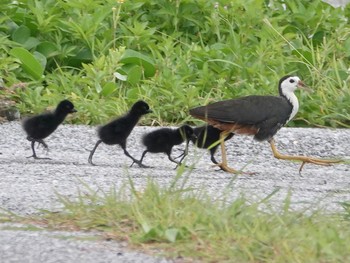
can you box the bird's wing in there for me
[23,114,54,133]
[190,96,292,125]
[143,129,171,145]
[105,117,133,137]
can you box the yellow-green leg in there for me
[269,138,343,173]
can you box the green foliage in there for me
[0,0,349,126]
[10,47,44,80]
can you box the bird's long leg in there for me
[26,140,37,159]
[88,140,102,165]
[177,141,190,164]
[37,139,50,157]
[167,153,181,168]
[174,150,185,159]
[269,138,343,173]
[209,148,219,165]
[26,140,51,160]
[174,140,191,160]
[130,150,149,168]
[37,139,48,149]
[122,145,148,168]
[215,131,241,173]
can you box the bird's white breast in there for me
[285,92,299,123]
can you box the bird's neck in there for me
[54,111,69,123]
[282,91,299,122]
[125,113,142,128]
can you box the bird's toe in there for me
[214,163,254,175]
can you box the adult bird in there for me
[191,125,234,165]
[23,99,77,159]
[88,100,152,167]
[189,75,341,173]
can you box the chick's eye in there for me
[289,79,295,83]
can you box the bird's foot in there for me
[272,152,343,173]
[297,157,343,173]
[270,140,343,173]
[175,163,192,170]
[213,163,254,175]
[36,141,49,149]
[26,155,51,160]
[130,160,149,168]
[174,151,185,159]
[88,159,96,166]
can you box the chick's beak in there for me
[70,108,78,113]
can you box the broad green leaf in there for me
[126,87,140,100]
[113,72,127,81]
[292,49,313,66]
[23,37,40,50]
[12,25,31,44]
[10,47,44,80]
[119,64,142,85]
[101,82,117,96]
[120,49,156,78]
[68,48,93,67]
[312,31,325,46]
[37,42,59,58]
[75,48,93,61]
[343,37,350,56]
[33,51,47,70]
[126,65,142,85]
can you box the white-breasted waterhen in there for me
[189,75,342,173]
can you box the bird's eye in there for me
[289,79,295,83]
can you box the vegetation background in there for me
[1,1,350,262]
[0,0,349,127]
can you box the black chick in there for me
[191,125,234,164]
[88,100,152,166]
[138,125,195,167]
[23,99,77,159]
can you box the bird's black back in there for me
[23,113,61,140]
[23,100,76,140]
[190,96,292,126]
[190,96,293,142]
[98,100,151,145]
[142,128,180,154]
[98,114,139,145]
[142,125,193,154]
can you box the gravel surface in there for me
[0,122,349,262]
[0,223,168,263]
